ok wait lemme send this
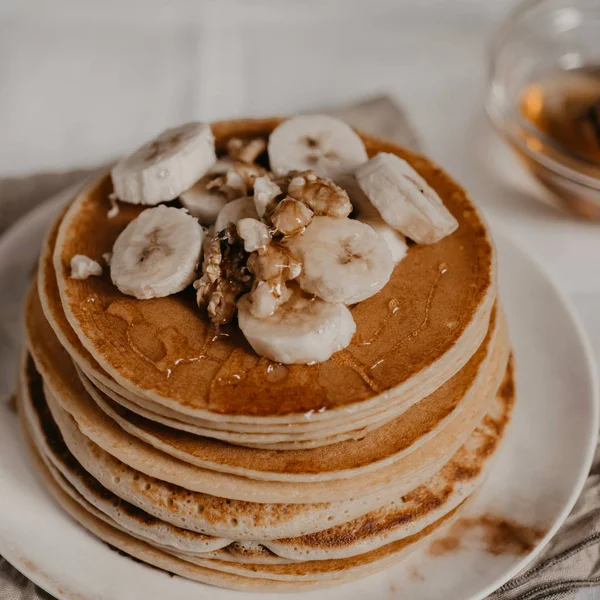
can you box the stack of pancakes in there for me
[18,119,514,592]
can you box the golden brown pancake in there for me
[49,118,496,424]
[23,423,462,589]
[22,350,515,562]
[38,180,496,453]
[34,454,459,591]
[20,117,511,593]
[26,282,509,503]
[77,307,505,478]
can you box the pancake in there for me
[28,423,295,564]
[38,213,413,440]
[81,368,441,444]
[27,439,462,591]
[38,203,493,449]
[21,401,462,587]
[48,118,496,426]
[77,307,505,479]
[268,359,515,560]
[22,349,515,562]
[19,116,512,593]
[22,432,341,592]
[26,282,509,503]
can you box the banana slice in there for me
[360,218,408,264]
[285,216,393,304]
[111,122,216,206]
[179,158,253,224]
[237,291,356,364]
[179,176,228,225]
[110,205,204,299]
[355,153,458,244]
[214,197,258,234]
[268,115,368,179]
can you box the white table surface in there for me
[1,1,599,598]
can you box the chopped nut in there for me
[270,198,313,236]
[253,175,282,218]
[208,162,268,201]
[193,226,252,325]
[194,235,222,298]
[247,279,292,318]
[247,244,301,282]
[226,137,267,164]
[107,194,120,218]
[287,170,352,217]
[237,218,271,252]
[286,258,302,280]
[70,255,103,280]
[206,281,245,325]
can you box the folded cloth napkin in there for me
[1,96,598,600]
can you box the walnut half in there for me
[286,170,352,218]
[193,226,252,325]
[270,198,313,236]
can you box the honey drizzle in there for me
[356,298,401,347]
[370,263,448,371]
[105,301,221,378]
[331,350,383,394]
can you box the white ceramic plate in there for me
[0,188,597,600]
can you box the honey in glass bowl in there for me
[487,0,600,219]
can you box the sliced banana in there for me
[360,218,408,264]
[180,157,251,224]
[110,205,204,299]
[237,291,356,364]
[285,216,393,304]
[355,153,458,244]
[268,115,368,179]
[214,197,258,234]
[179,176,227,225]
[111,122,216,206]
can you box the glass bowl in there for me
[486,0,600,219]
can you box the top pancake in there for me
[51,118,496,421]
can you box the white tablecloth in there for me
[1,1,599,598]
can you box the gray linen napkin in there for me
[1,96,598,600]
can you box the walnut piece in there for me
[227,137,267,164]
[207,163,268,201]
[237,218,271,252]
[247,279,293,318]
[70,255,103,280]
[206,281,245,325]
[270,198,313,236]
[247,244,301,282]
[287,170,352,218]
[253,175,282,218]
[193,226,252,325]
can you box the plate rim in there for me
[471,222,600,600]
[0,195,597,600]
